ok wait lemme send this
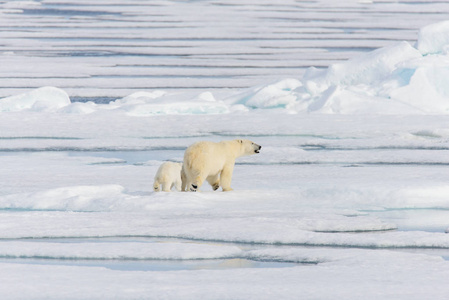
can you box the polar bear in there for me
[181,139,261,192]
[153,162,183,192]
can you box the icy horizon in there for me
[1,0,448,99]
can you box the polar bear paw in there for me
[190,184,198,192]
[212,184,220,191]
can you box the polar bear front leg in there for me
[220,163,235,192]
[174,180,182,192]
[153,180,161,192]
[207,173,220,191]
[162,181,171,192]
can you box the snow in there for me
[114,91,230,116]
[2,1,449,299]
[0,86,70,112]
[234,79,302,109]
[416,20,449,54]
[0,249,449,300]
[0,240,243,261]
[303,42,421,95]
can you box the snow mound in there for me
[233,78,302,109]
[0,185,126,211]
[305,85,423,115]
[231,21,449,115]
[303,42,421,96]
[389,56,449,113]
[59,102,97,114]
[294,26,449,114]
[112,90,229,116]
[416,20,449,54]
[0,86,70,112]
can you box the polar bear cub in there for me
[181,139,261,192]
[153,162,183,192]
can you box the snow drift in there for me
[0,86,70,112]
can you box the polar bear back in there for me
[184,141,232,174]
[155,162,182,180]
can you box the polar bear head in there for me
[236,139,261,156]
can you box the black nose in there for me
[258,145,262,150]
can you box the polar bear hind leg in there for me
[158,175,172,192]
[162,178,172,192]
[190,172,207,192]
[181,167,202,192]
[181,167,188,191]
[181,163,200,192]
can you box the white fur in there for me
[153,162,183,192]
[181,139,261,192]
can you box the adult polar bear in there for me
[181,139,261,192]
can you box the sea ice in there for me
[119,91,229,116]
[302,41,421,96]
[3,18,449,116]
[416,20,449,54]
[3,19,449,116]
[233,78,302,109]
[0,86,70,112]
[0,247,448,300]
[1,10,449,300]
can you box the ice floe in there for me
[416,20,449,54]
[0,86,70,112]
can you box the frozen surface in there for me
[1,0,449,98]
[2,113,449,299]
[416,20,449,54]
[5,34,449,115]
[2,1,449,299]
[0,86,70,112]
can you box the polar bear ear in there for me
[238,139,243,144]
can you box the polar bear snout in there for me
[254,144,261,154]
